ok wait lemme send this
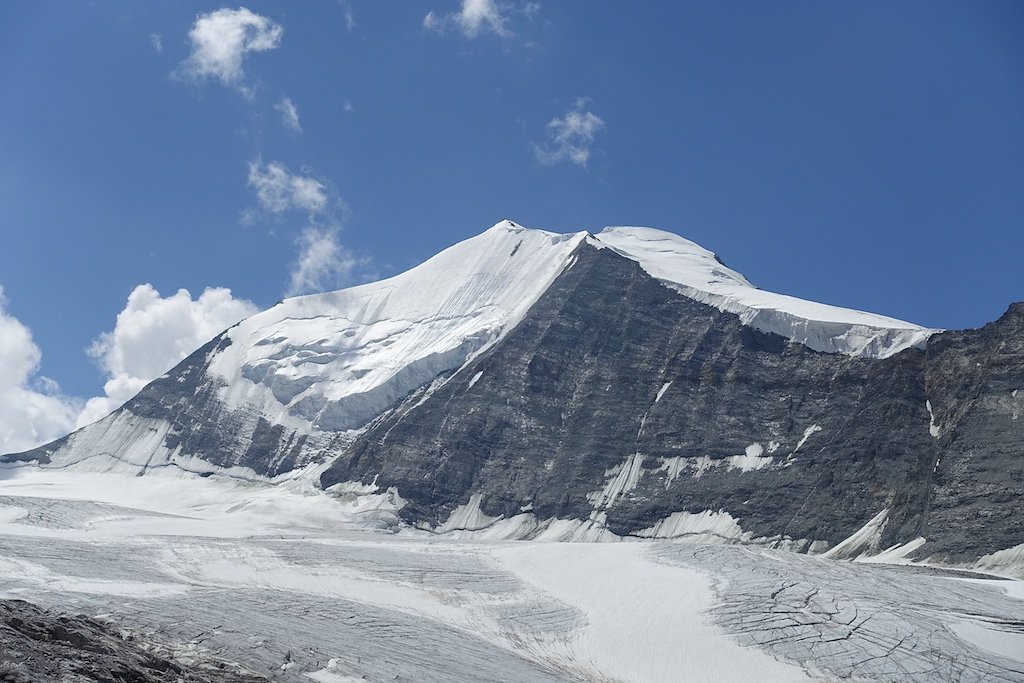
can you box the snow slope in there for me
[208,221,588,431]
[596,226,934,357]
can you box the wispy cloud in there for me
[247,160,327,215]
[245,160,368,296]
[338,1,356,32]
[275,96,302,132]
[287,228,366,297]
[424,0,539,39]
[533,98,605,168]
[178,7,283,95]
[78,285,257,427]
[149,32,163,54]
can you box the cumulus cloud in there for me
[275,96,302,132]
[247,160,327,215]
[179,7,282,93]
[286,228,365,297]
[78,285,258,427]
[424,0,539,39]
[0,288,80,454]
[533,98,605,168]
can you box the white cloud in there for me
[78,285,258,427]
[247,160,327,214]
[149,33,164,53]
[340,2,356,31]
[275,96,302,132]
[0,288,80,454]
[458,0,510,36]
[424,0,538,39]
[533,98,606,168]
[286,228,364,297]
[0,284,258,452]
[179,7,282,92]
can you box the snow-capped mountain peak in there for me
[208,221,589,432]
[202,220,934,433]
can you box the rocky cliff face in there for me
[0,598,270,682]
[4,222,1021,567]
[323,242,1023,562]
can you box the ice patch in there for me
[467,370,484,389]
[655,381,672,403]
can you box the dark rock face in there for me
[921,302,1024,561]
[0,598,268,682]
[322,244,1023,560]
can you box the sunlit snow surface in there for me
[597,227,934,358]
[1,469,1022,682]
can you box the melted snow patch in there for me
[588,453,646,509]
[658,445,776,483]
[793,424,822,454]
[306,660,365,682]
[434,493,500,533]
[596,226,935,358]
[822,509,889,560]
[855,537,927,565]
[974,542,1024,579]
[634,509,752,543]
[727,443,772,472]
[926,400,941,438]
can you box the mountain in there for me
[5,220,1022,570]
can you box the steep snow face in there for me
[208,221,588,431]
[595,227,935,358]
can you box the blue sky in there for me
[0,1,1022,450]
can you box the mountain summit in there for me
[6,221,1022,572]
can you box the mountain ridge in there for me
[3,220,1020,573]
